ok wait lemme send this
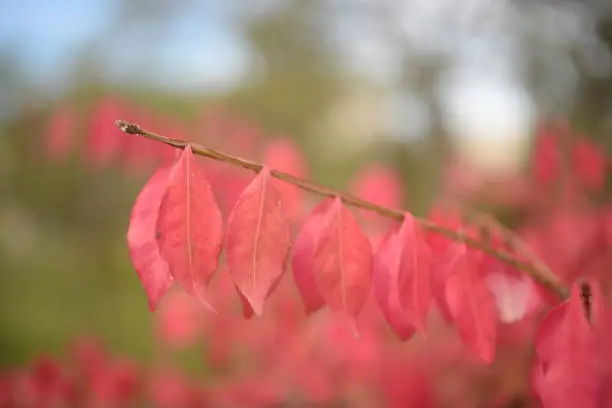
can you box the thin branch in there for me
[116,119,570,300]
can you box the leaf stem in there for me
[116,119,570,300]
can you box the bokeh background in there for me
[1,0,611,376]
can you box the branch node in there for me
[115,120,142,135]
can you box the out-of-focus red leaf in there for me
[445,245,498,363]
[263,138,308,221]
[372,228,416,341]
[13,355,75,408]
[86,97,126,168]
[127,165,174,311]
[157,146,223,312]
[485,269,541,324]
[217,172,252,214]
[432,242,465,324]
[312,197,372,334]
[228,120,260,157]
[45,105,75,161]
[397,213,432,335]
[70,337,107,386]
[425,207,466,323]
[350,164,404,224]
[379,359,436,408]
[147,370,192,408]
[88,358,140,408]
[425,207,463,254]
[534,279,612,408]
[225,166,292,316]
[291,200,333,315]
[572,138,607,191]
[155,290,204,349]
[532,124,561,187]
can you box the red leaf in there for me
[445,245,498,363]
[45,105,75,161]
[572,138,607,191]
[86,97,126,168]
[397,213,432,335]
[225,167,292,316]
[485,268,541,324]
[312,197,372,334]
[431,242,465,324]
[127,165,174,311]
[156,145,223,312]
[350,164,404,223]
[372,228,416,341]
[88,358,140,407]
[534,279,612,408]
[532,124,561,187]
[148,369,197,408]
[291,200,333,315]
[425,207,463,254]
[154,290,203,349]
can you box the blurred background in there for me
[1,0,612,386]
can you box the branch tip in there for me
[115,120,142,135]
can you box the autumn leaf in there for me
[445,244,498,363]
[225,166,292,316]
[431,242,465,324]
[350,164,404,225]
[45,104,75,161]
[86,97,125,168]
[312,197,372,334]
[156,145,223,312]
[531,123,561,187]
[396,213,432,336]
[127,165,174,311]
[534,279,612,408]
[372,228,416,341]
[572,138,607,192]
[291,199,333,315]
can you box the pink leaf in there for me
[531,124,561,187]
[225,167,292,316]
[350,164,404,224]
[534,279,612,408]
[86,97,125,168]
[45,105,75,161]
[572,138,607,191]
[485,270,540,323]
[312,197,373,334]
[291,200,333,315]
[127,165,174,311]
[445,246,498,363]
[156,145,223,312]
[372,229,416,341]
[397,213,432,336]
[154,290,203,349]
[431,242,465,324]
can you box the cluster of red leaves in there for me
[38,99,612,407]
[45,97,172,173]
[129,136,519,363]
[0,339,144,408]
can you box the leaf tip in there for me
[244,294,265,317]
